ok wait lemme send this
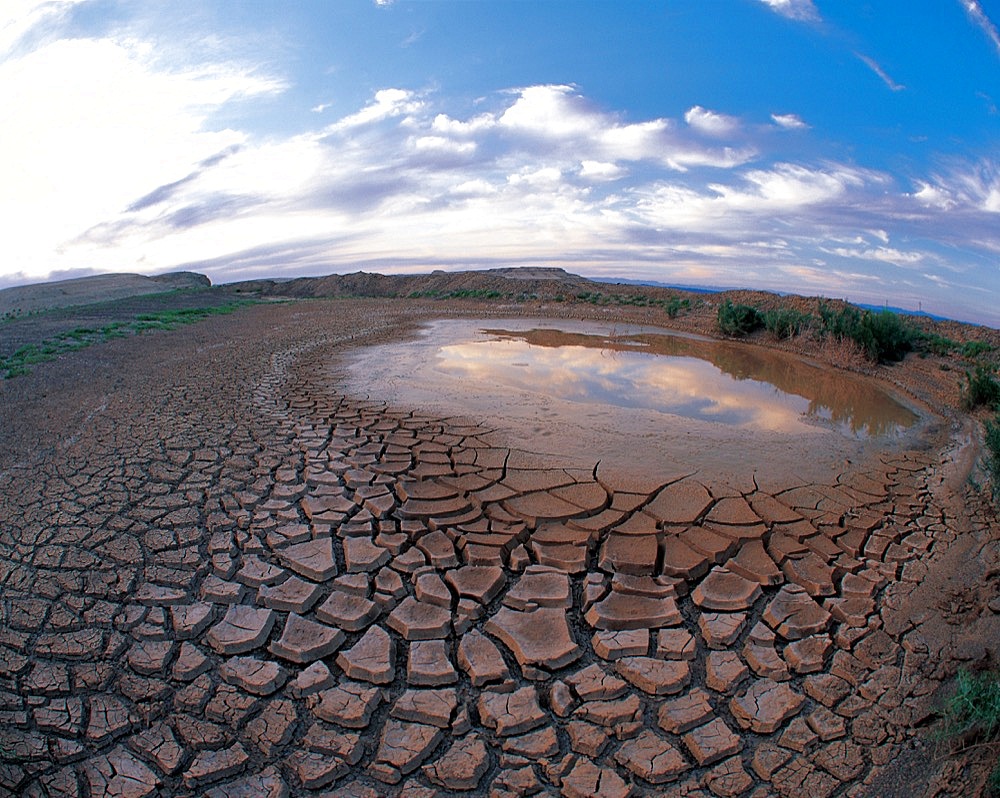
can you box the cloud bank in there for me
[2,4,999,325]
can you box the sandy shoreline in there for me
[1,298,997,797]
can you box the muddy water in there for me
[342,318,926,485]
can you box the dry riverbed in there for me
[0,297,997,797]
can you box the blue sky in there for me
[2,1,999,324]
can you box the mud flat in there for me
[0,298,997,797]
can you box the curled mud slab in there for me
[1,299,998,797]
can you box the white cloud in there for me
[912,181,957,210]
[508,167,564,188]
[827,246,925,266]
[499,84,600,138]
[0,31,284,281]
[627,163,871,238]
[715,163,865,210]
[498,85,754,171]
[912,161,1000,213]
[411,135,476,155]
[450,179,497,197]
[2,14,998,327]
[579,161,626,181]
[432,112,496,136]
[961,0,1000,58]
[685,106,739,137]
[771,113,809,130]
[756,0,820,22]
[856,53,905,91]
[1,0,87,53]
[329,88,422,131]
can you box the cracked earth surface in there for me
[1,299,998,797]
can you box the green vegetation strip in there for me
[1,301,256,379]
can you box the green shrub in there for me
[817,303,914,363]
[857,310,915,363]
[763,308,809,339]
[664,296,690,319]
[717,300,763,337]
[818,301,863,340]
[964,366,1000,411]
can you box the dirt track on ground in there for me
[1,298,997,797]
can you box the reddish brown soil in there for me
[0,296,997,797]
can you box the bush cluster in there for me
[817,302,915,363]
[717,300,763,337]
[963,366,1000,411]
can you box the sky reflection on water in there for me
[435,326,917,438]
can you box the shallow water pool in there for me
[342,318,924,483]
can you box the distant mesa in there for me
[228,266,590,300]
[0,271,210,317]
[432,267,577,281]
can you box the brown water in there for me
[341,318,924,484]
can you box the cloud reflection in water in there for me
[435,328,917,438]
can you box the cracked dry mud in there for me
[1,299,998,797]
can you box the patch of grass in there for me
[1,300,255,379]
[717,300,763,337]
[916,331,957,357]
[938,669,1000,795]
[963,366,1000,411]
[963,340,996,359]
